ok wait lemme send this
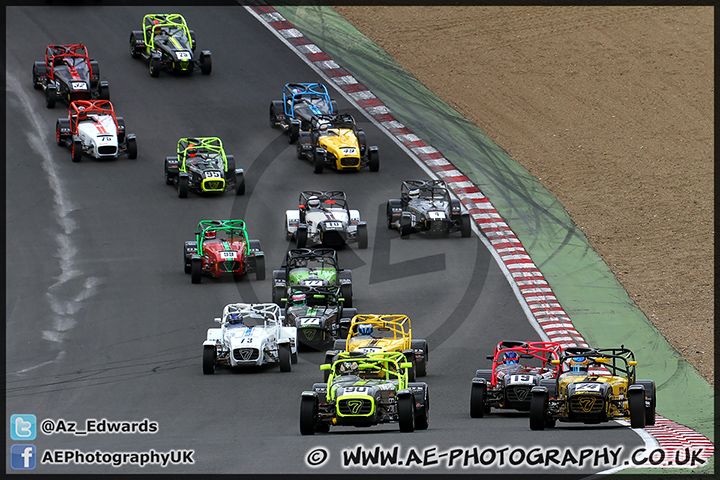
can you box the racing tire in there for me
[291,350,298,364]
[184,253,191,274]
[272,286,286,307]
[460,214,471,237]
[404,352,417,382]
[300,396,318,436]
[178,176,188,198]
[55,121,64,146]
[413,340,429,377]
[268,103,276,128]
[71,141,82,163]
[368,149,380,172]
[323,352,336,382]
[129,34,140,58]
[199,53,212,75]
[415,390,429,430]
[46,88,56,108]
[296,228,307,248]
[296,141,305,160]
[629,387,646,429]
[99,84,110,101]
[289,123,299,144]
[529,391,547,431]
[330,100,339,114]
[32,64,41,90]
[332,340,345,351]
[149,57,161,77]
[340,284,353,308]
[235,172,245,195]
[637,380,656,426]
[357,224,368,249]
[278,344,292,372]
[400,215,412,238]
[126,137,138,159]
[254,256,266,281]
[397,395,416,433]
[470,383,487,418]
[202,346,215,374]
[313,149,324,174]
[191,257,202,284]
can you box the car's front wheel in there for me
[191,257,202,284]
[178,176,188,198]
[279,344,292,372]
[470,383,486,418]
[235,172,245,195]
[199,53,212,75]
[300,396,318,436]
[529,391,547,431]
[398,395,416,432]
[254,256,265,281]
[149,57,161,77]
[368,149,379,172]
[460,214,471,237]
[357,224,368,249]
[313,149,324,174]
[71,141,82,163]
[202,346,215,375]
[126,137,137,159]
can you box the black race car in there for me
[296,114,379,173]
[130,13,211,77]
[283,284,357,350]
[269,83,338,143]
[33,44,109,108]
[387,179,471,237]
[164,137,244,198]
[272,248,353,308]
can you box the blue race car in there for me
[269,83,338,143]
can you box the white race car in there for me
[55,100,137,162]
[285,190,368,249]
[202,303,297,374]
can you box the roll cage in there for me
[221,303,281,328]
[401,179,451,204]
[176,137,228,174]
[286,284,343,306]
[282,248,340,271]
[283,82,334,117]
[68,100,118,135]
[322,351,411,398]
[556,346,638,385]
[348,314,411,340]
[195,219,250,256]
[488,340,562,388]
[45,44,93,80]
[298,190,350,212]
[142,13,193,50]
[311,113,357,133]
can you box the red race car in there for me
[33,44,109,108]
[470,340,562,417]
[184,220,265,284]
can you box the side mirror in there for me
[214,317,222,323]
[628,361,637,366]
[595,358,610,364]
[486,355,494,360]
[320,364,331,370]
[400,362,412,369]
[281,298,288,303]
[551,360,560,364]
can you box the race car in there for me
[202,302,297,374]
[387,179,471,237]
[285,190,368,249]
[184,219,265,284]
[164,137,244,198]
[55,100,137,162]
[296,113,379,173]
[470,340,562,417]
[269,83,338,143]
[300,351,429,435]
[529,346,657,430]
[283,285,357,350]
[324,314,428,381]
[272,248,353,308]
[130,13,211,77]
[33,44,109,108]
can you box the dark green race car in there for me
[300,351,429,435]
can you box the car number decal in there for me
[342,386,368,393]
[303,279,324,286]
[176,51,192,60]
[220,251,237,259]
[357,347,381,352]
[204,171,222,178]
[340,147,356,155]
[71,81,87,90]
[573,382,603,392]
[508,374,535,385]
[323,221,343,229]
[428,211,447,220]
[299,317,321,325]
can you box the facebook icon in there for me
[11,444,36,470]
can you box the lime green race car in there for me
[300,351,429,435]
[164,137,245,198]
[130,13,211,77]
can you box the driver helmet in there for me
[358,324,373,336]
[338,361,359,376]
[569,356,589,372]
[204,230,216,239]
[408,188,421,200]
[307,196,321,208]
[291,291,306,306]
[227,312,242,325]
[503,351,519,364]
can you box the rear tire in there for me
[55,121,64,146]
[289,122,299,144]
[178,176,188,198]
[235,172,245,195]
[398,395,416,432]
[32,64,41,89]
[202,346,215,374]
[340,284,353,308]
[313,149,324,174]
[470,383,486,418]
[291,350,298,364]
[200,53,212,75]
[279,344,292,372]
[191,257,202,284]
[404,352,417,382]
[529,391,547,431]
[269,103,277,128]
[357,224,368,249]
[415,390,429,430]
[99,84,110,101]
[149,57,161,77]
[129,34,140,58]
[46,88,56,108]
[272,286,285,306]
[368,149,379,172]
[254,256,265,281]
[460,214,471,237]
[126,137,137,159]
[71,141,82,162]
[300,396,318,435]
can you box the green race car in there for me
[300,351,429,435]
[164,137,245,198]
[272,248,353,308]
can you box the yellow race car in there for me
[529,347,656,430]
[325,314,428,381]
[296,114,380,174]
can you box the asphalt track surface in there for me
[5,5,643,475]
